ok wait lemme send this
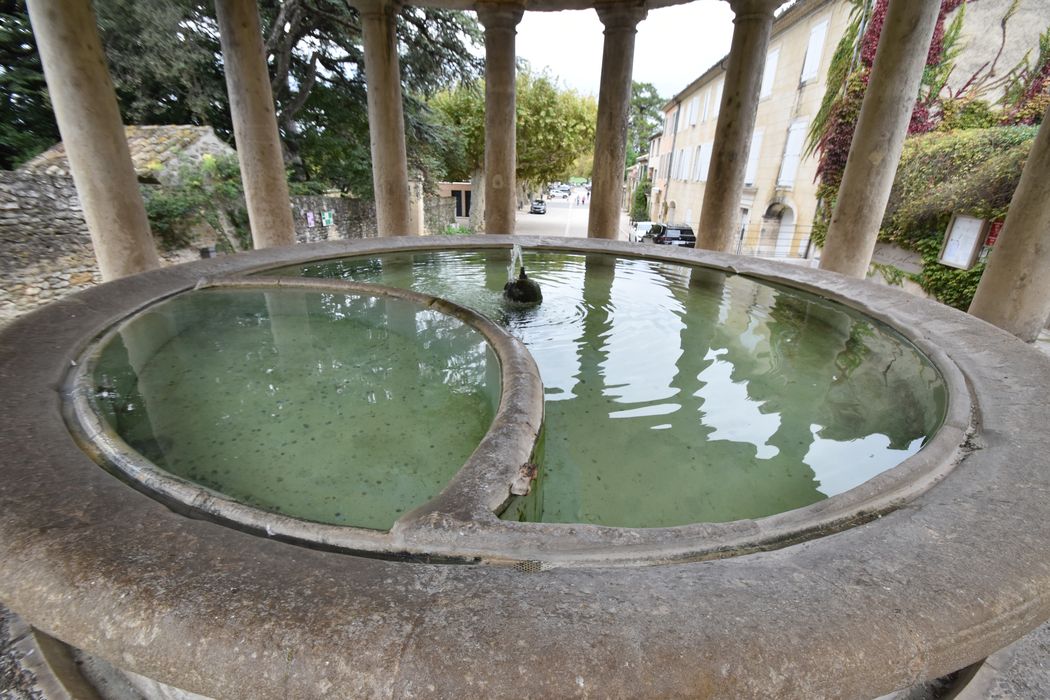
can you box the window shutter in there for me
[760,49,779,98]
[744,130,764,186]
[801,19,829,82]
[777,120,808,187]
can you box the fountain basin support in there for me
[1,236,1049,699]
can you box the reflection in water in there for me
[93,288,497,531]
[287,251,947,528]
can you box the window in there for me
[760,48,779,98]
[696,142,713,182]
[688,96,699,126]
[744,130,764,186]
[701,90,710,123]
[801,19,829,82]
[677,108,685,133]
[777,120,808,187]
[712,79,723,118]
[693,145,704,180]
[679,148,691,180]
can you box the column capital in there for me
[595,2,647,32]
[476,2,524,30]
[353,0,402,20]
[726,0,780,21]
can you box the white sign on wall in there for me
[939,214,988,269]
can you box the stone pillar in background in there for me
[588,3,647,239]
[696,0,778,252]
[26,0,160,281]
[215,0,296,249]
[477,3,524,235]
[968,102,1050,342]
[357,0,413,235]
[819,0,940,278]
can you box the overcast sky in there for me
[513,2,737,101]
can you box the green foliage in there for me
[430,68,598,188]
[911,237,986,309]
[441,224,473,235]
[938,99,998,130]
[805,0,865,158]
[877,126,1035,308]
[630,174,650,222]
[882,126,1037,247]
[626,82,663,167]
[142,154,251,251]
[0,1,59,168]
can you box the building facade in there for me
[653,0,851,258]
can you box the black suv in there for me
[646,224,696,247]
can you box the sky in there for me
[513,2,737,101]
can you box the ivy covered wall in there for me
[809,0,1050,309]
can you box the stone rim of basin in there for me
[52,237,975,567]
[3,236,1048,698]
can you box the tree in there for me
[430,67,598,191]
[5,0,482,195]
[630,173,650,222]
[626,81,662,168]
[0,0,59,169]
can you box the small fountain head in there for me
[503,265,542,305]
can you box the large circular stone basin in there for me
[1,236,1049,699]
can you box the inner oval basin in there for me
[282,249,948,528]
[88,286,499,531]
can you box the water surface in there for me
[286,250,947,527]
[92,288,497,530]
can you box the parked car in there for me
[630,221,657,242]
[646,224,696,247]
[530,199,547,214]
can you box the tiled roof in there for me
[19,125,230,180]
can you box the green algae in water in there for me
[284,250,948,529]
[92,288,498,531]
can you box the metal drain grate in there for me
[515,560,547,574]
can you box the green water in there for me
[287,250,948,528]
[92,288,498,530]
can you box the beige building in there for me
[652,0,1050,261]
[653,0,850,258]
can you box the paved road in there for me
[515,189,630,240]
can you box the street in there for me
[515,188,630,240]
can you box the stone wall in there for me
[0,171,91,271]
[1,174,456,326]
[290,195,378,243]
[424,194,456,236]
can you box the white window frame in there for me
[777,119,808,188]
[697,142,713,182]
[760,48,780,99]
[688,96,699,126]
[712,79,723,119]
[801,18,830,83]
[701,89,710,123]
[744,129,764,186]
[679,148,691,181]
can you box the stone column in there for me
[968,103,1050,342]
[25,0,159,281]
[215,0,295,249]
[477,3,524,235]
[588,3,647,239]
[696,0,779,252]
[819,0,940,277]
[357,0,413,235]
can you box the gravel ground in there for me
[0,606,44,700]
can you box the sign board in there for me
[321,210,334,226]
[306,211,316,227]
[939,214,987,269]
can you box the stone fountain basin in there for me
[1,236,1049,699]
